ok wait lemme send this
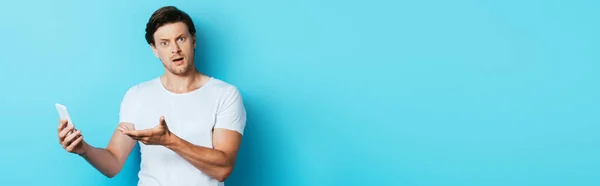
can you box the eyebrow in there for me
[158,33,186,41]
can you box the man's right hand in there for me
[58,119,88,155]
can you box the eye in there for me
[178,37,186,42]
[161,41,168,46]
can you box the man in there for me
[56,6,246,186]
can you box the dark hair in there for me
[145,6,196,45]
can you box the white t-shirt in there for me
[118,76,246,186]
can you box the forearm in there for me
[80,142,123,178]
[165,134,233,181]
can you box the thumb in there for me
[159,116,167,126]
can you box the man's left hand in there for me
[120,116,173,146]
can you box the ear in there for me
[192,34,196,49]
[150,44,159,58]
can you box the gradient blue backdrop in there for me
[0,0,599,185]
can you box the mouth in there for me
[172,57,184,65]
[172,57,184,62]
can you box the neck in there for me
[160,68,209,94]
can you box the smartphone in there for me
[55,103,74,128]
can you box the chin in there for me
[169,66,192,75]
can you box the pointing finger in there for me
[58,119,68,133]
[124,129,152,137]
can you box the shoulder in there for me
[122,77,161,99]
[208,77,241,94]
[206,77,244,106]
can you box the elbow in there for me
[104,172,117,178]
[103,169,122,179]
[215,166,234,182]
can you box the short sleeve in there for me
[214,86,247,135]
[119,87,138,124]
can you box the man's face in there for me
[151,22,196,76]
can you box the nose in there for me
[170,42,181,54]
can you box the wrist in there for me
[78,141,91,157]
[164,132,180,149]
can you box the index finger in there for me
[124,129,152,137]
[58,119,68,133]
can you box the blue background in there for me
[0,0,599,185]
